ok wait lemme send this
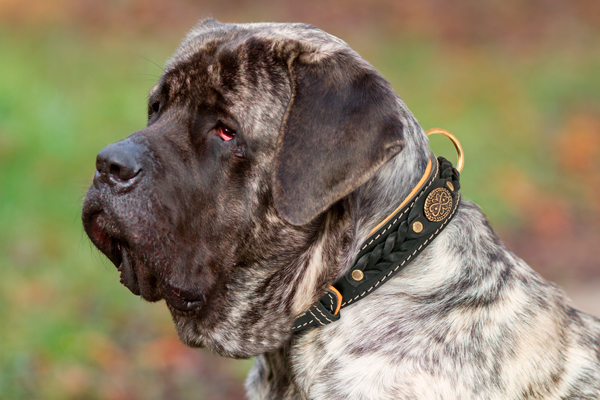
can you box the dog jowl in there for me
[83,19,600,399]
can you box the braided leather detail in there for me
[341,191,460,307]
[348,159,458,276]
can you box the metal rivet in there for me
[351,269,364,281]
[446,181,455,191]
[412,221,424,233]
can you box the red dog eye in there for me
[217,126,235,142]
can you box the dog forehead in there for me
[166,20,351,70]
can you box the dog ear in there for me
[272,50,405,226]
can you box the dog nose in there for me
[95,139,144,186]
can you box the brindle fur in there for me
[82,19,600,399]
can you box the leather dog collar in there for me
[292,155,461,332]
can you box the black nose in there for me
[95,139,144,187]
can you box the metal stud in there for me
[351,269,364,281]
[446,181,455,191]
[412,221,424,233]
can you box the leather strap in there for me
[292,156,461,332]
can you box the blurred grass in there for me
[0,13,599,399]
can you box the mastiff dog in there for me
[82,19,600,399]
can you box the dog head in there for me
[82,20,405,358]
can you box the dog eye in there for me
[148,101,160,117]
[216,124,236,142]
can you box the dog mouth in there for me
[87,212,142,296]
[85,211,206,314]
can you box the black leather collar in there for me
[292,156,461,332]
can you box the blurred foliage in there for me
[1,0,599,398]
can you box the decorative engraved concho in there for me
[424,187,453,222]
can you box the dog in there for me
[82,19,600,399]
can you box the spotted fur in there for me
[82,20,600,399]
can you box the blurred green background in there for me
[1,1,599,398]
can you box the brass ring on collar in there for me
[425,128,464,173]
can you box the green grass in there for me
[0,26,598,398]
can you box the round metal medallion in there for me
[424,188,453,222]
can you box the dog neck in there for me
[287,103,439,327]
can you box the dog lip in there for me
[84,207,168,303]
[163,283,205,314]
[86,212,124,268]
[119,247,141,296]
[84,212,142,296]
